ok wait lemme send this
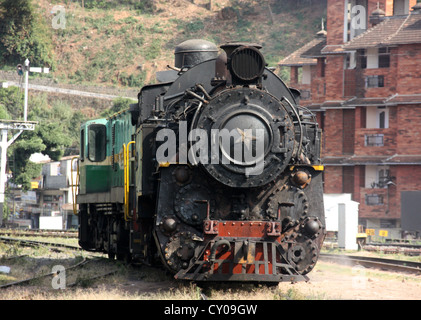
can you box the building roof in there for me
[307,95,421,110]
[281,11,421,67]
[278,37,325,66]
[323,154,421,165]
[343,13,421,50]
[301,38,327,58]
[343,97,388,107]
[320,44,346,54]
[385,94,421,105]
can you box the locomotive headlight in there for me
[219,111,271,166]
[229,46,265,83]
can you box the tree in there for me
[0,88,72,190]
[0,0,54,67]
[11,134,46,190]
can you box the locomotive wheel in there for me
[287,236,319,275]
[163,231,200,272]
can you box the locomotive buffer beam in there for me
[174,219,309,283]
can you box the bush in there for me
[119,72,145,87]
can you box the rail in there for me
[0,236,80,251]
[319,253,421,275]
[0,236,118,289]
[0,229,77,238]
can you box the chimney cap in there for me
[371,7,385,16]
[316,18,327,38]
[370,3,385,25]
[412,2,421,13]
[371,2,385,16]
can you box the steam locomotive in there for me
[77,39,326,283]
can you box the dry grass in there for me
[0,238,316,300]
[3,237,421,300]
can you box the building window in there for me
[366,75,384,88]
[380,219,396,228]
[359,50,367,68]
[365,194,383,205]
[300,90,311,100]
[365,165,392,188]
[302,65,311,85]
[50,162,62,176]
[320,58,326,77]
[378,48,390,68]
[394,0,409,15]
[360,48,390,69]
[377,168,391,187]
[365,134,384,146]
[345,52,357,69]
[365,106,389,129]
[378,109,386,128]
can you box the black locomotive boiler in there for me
[77,39,326,283]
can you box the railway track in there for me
[363,243,421,255]
[0,236,80,252]
[319,253,421,275]
[0,257,118,289]
[0,236,118,289]
[2,235,420,283]
[0,229,78,239]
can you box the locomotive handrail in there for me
[70,156,79,216]
[124,141,135,222]
[282,96,303,160]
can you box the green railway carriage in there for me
[77,109,137,257]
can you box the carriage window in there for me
[88,124,106,162]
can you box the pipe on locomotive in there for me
[209,239,231,261]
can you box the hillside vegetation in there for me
[4,0,326,87]
[0,0,326,191]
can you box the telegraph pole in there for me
[0,59,39,227]
[24,58,29,121]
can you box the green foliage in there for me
[9,121,70,190]
[143,38,162,61]
[11,133,45,190]
[82,0,155,12]
[185,20,205,34]
[0,88,77,190]
[36,122,71,160]
[100,97,135,117]
[118,71,145,87]
[0,0,54,68]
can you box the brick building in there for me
[280,0,421,238]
